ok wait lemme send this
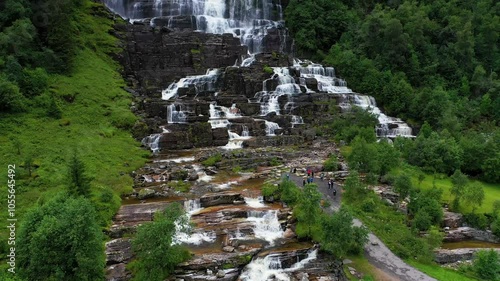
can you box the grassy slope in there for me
[0,1,148,263]
[391,165,500,213]
[407,260,478,281]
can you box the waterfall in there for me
[264,121,281,136]
[172,199,217,245]
[246,210,284,245]
[293,59,351,93]
[184,199,201,214]
[291,115,304,127]
[244,197,265,208]
[162,69,220,100]
[350,94,413,138]
[241,125,250,137]
[104,0,285,60]
[239,249,318,281]
[259,67,301,116]
[141,133,162,153]
[223,130,245,149]
[167,104,187,123]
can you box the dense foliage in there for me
[287,0,500,182]
[130,203,191,281]
[0,0,146,278]
[17,194,104,280]
[268,179,368,255]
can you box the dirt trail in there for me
[288,173,437,281]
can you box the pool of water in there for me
[441,240,500,249]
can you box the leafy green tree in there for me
[68,152,92,197]
[323,155,338,171]
[450,170,468,210]
[280,179,301,205]
[17,193,104,281]
[295,183,322,238]
[0,74,25,112]
[394,173,412,201]
[347,136,380,174]
[376,139,401,176]
[473,249,500,281]
[343,170,367,202]
[408,188,443,229]
[131,202,190,281]
[320,207,368,258]
[463,182,485,212]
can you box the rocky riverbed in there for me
[105,144,348,281]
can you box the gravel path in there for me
[288,173,437,281]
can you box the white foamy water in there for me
[172,199,217,245]
[239,249,318,281]
[141,133,163,153]
[153,156,196,163]
[213,180,238,190]
[246,210,284,245]
[245,197,265,208]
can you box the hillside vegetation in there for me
[0,0,147,279]
[287,0,499,182]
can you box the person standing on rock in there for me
[333,188,337,197]
[303,178,306,186]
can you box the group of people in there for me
[291,167,337,197]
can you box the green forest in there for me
[286,0,499,182]
[0,0,499,280]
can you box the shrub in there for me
[464,213,489,230]
[202,153,222,166]
[263,65,274,74]
[323,155,338,171]
[361,198,377,213]
[262,183,279,197]
[473,249,500,281]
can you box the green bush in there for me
[463,213,489,230]
[473,249,500,281]
[263,65,274,74]
[262,183,279,197]
[323,156,338,171]
[361,198,377,213]
[202,153,222,166]
[269,157,282,166]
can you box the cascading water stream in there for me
[246,210,284,245]
[167,104,188,123]
[239,249,318,281]
[172,199,217,245]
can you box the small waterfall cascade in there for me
[290,115,304,127]
[192,164,214,182]
[141,133,163,153]
[258,67,302,116]
[167,104,188,123]
[351,95,413,138]
[184,199,202,214]
[293,59,351,93]
[264,120,281,136]
[241,125,250,137]
[208,103,231,128]
[239,249,318,281]
[244,197,265,208]
[208,102,251,148]
[162,69,220,100]
[223,130,246,149]
[246,210,284,245]
[173,199,217,245]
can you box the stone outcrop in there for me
[434,248,500,264]
[199,192,245,208]
[442,211,464,229]
[444,227,500,243]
